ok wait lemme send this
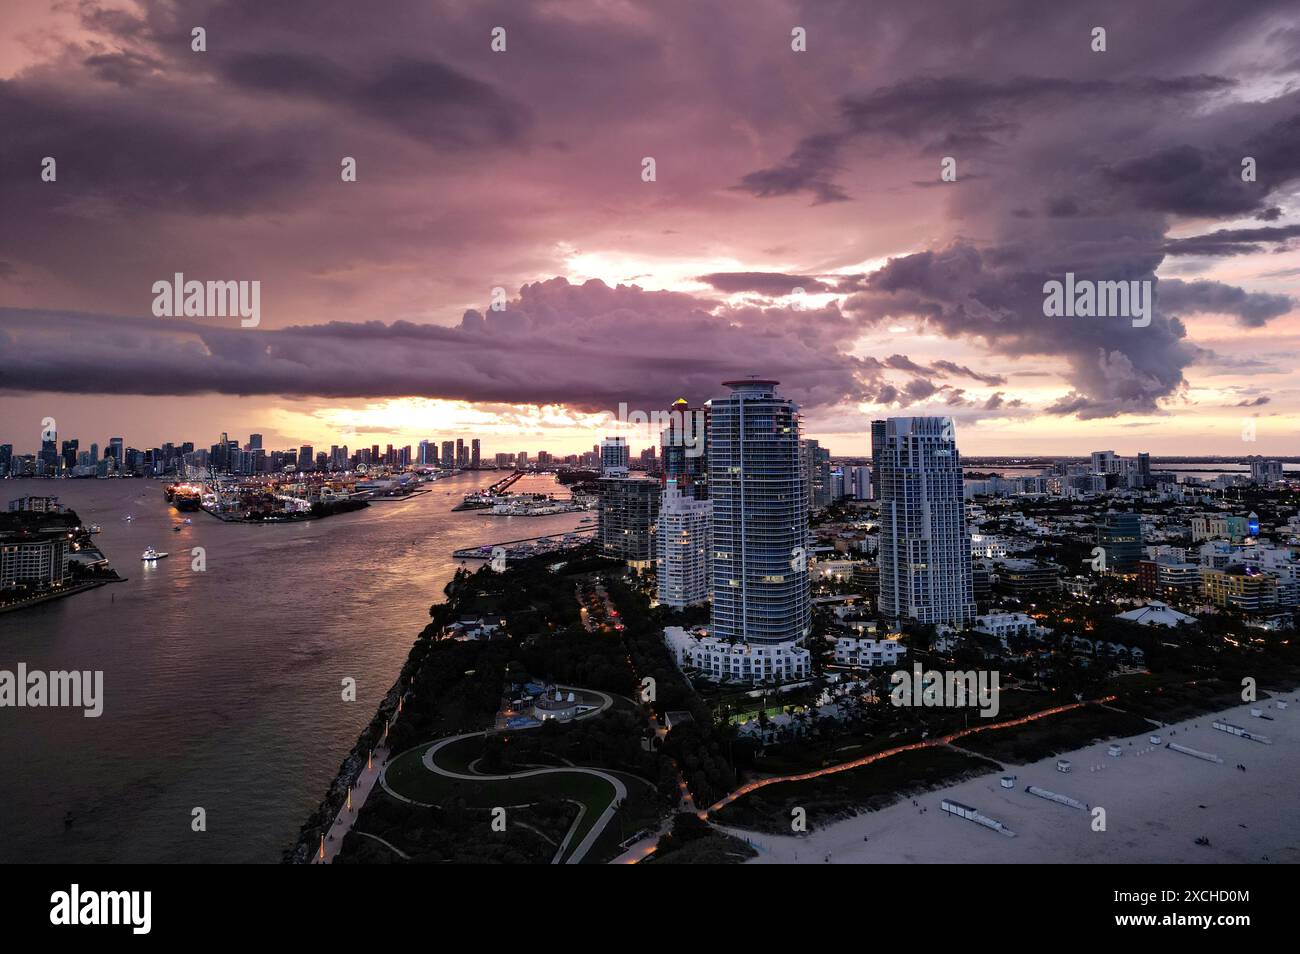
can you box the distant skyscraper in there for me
[470,438,481,469]
[517,450,529,468]
[38,425,59,475]
[870,420,886,499]
[1090,450,1120,474]
[1248,457,1283,487]
[801,438,831,510]
[661,398,707,498]
[249,433,263,451]
[418,439,431,465]
[849,465,872,500]
[441,441,454,468]
[708,379,810,646]
[829,466,845,501]
[297,445,314,471]
[656,479,710,608]
[109,437,124,467]
[877,417,975,626]
[60,439,78,471]
[600,436,629,477]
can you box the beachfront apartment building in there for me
[708,379,811,647]
[876,417,976,626]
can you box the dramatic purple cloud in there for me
[0,0,1298,453]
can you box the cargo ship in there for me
[164,482,204,511]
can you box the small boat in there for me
[173,525,183,532]
[183,518,192,525]
[141,546,169,562]
[123,514,135,522]
[88,525,103,534]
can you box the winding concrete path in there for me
[376,686,628,863]
[410,732,628,864]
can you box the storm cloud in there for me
[0,0,1298,447]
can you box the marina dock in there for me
[452,527,596,561]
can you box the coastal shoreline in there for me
[0,575,125,615]
[730,693,1300,864]
[283,671,406,863]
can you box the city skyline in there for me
[3,1,1299,457]
[2,0,1299,883]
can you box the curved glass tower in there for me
[708,379,811,645]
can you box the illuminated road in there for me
[705,695,1117,815]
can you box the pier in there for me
[452,527,596,561]
[488,470,526,494]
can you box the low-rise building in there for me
[1137,558,1202,601]
[1200,565,1279,613]
[1115,601,1198,628]
[1191,514,1251,543]
[811,559,862,581]
[833,636,907,667]
[997,560,1062,597]
[664,626,810,683]
[974,612,1047,642]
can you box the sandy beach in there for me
[730,694,1300,864]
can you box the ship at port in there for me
[163,482,203,511]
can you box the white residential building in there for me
[974,612,1046,642]
[656,480,710,608]
[600,436,629,477]
[833,636,907,667]
[664,626,810,683]
[970,534,1008,559]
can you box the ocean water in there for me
[0,472,581,862]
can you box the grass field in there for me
[956,704,1154,764]
[384,741,625,862]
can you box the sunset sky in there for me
[1,0,1298,458]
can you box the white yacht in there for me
[141,546,169,562]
